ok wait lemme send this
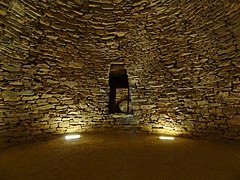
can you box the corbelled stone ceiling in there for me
[0,0,240,143]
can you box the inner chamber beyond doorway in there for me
[108,63,132,114]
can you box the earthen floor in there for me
[0,133,239,180]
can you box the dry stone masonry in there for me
[0,0,240,143]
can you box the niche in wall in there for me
[109,63,132,114]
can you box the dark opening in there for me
[109,64,132,114]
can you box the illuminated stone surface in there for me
[0,0,240,142]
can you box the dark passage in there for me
[109,64,131,114]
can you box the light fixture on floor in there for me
[65,134,81,140]
[159,136,175,140]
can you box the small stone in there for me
[113,0,123,3]
[37,104,54,110]
[9,81,23,85]
[2,91,19,98]
[0,10,7,16]
[197,101,208,106]
[219,92,229,98]
[47,79,59,84]
[2,65,21,72]
[4,97,21,102]
[116,32,126,37]
[46,35,58,40]
[41,94,53,98]
[60,81,78,88]
[22,96,39,101]
[68,61,83,68]
[20,90,34,96]
[140,105,156,110]
[39,17,51,26]
[59,121,69,128]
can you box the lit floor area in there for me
[0,133,239,180]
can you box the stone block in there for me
[60,81,78,88]
[59,122,70,128]
[140,105,156,110]
[2,64,21,72]
[37,104,54,110]
[22,96,39,101]
[197,101,209,106]
[20,90,34,96]
[228,116,240,126]
[41,94,53,98]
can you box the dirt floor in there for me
[0,133,239,180]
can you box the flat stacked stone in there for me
[0,0,239,143]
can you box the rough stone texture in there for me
[0,0,240,142]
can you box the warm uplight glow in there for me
[159,136,175,140]
[65,134,81,140]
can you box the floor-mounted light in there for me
[65,134,81,140]
[159,136,175,140]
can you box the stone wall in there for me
[0,0,240,143]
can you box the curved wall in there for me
[0,0,240,142]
